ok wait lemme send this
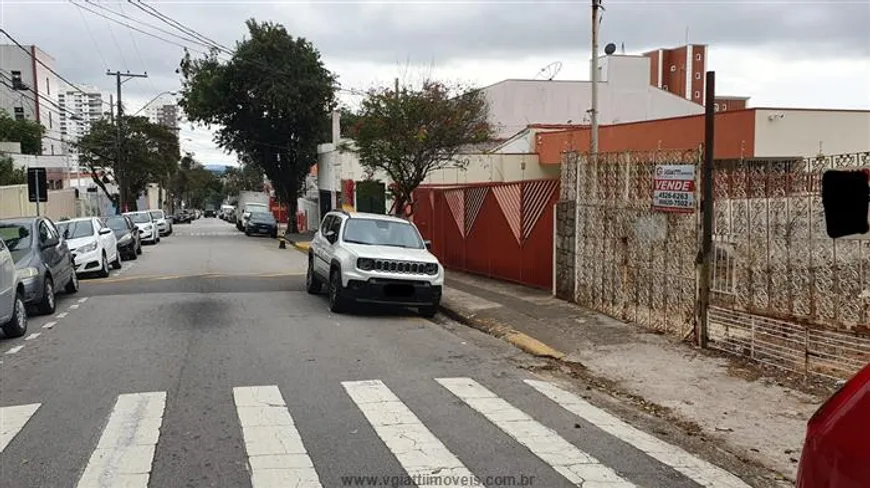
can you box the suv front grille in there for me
[374,260,428,274]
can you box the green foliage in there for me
[76,116,180,211]
[172,152,222,209]
[348,80,492,216]
[178,19,336,231]
[223,161,264,197]
[0,109,45,155]
[0,154,26,185]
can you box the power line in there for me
[129,0,232,54]
[0,71,90,123]
[75,1,108,70]
[0,28,114,108]
[100,2,129,73]
[114,0,158,94]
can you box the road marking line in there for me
[0,403,40,452]
[55,312,68,319]
[76,392,166,488]
[437,377,635,487]
[525,380,751,488]
[5,345,24,355]
[69,304,80,310]
[233,386,322,488]
[78,297,89,303]
[343,380,475,485]
[42,321,57,329]
[24,333,40,341]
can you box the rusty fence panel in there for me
[569,149,702,336]
[708,152,870,380]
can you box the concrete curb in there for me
[290,241,310,252]
[438,303,566,360]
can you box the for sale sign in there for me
[652,165,696,213]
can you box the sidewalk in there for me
[440,270,828,482]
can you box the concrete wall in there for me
[0,45,62,156]
[753,109,870,158]
[0,185,78,220]
[422,153,559,185]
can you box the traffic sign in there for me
[27,167,48,203]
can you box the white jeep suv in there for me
[307,211,443,317]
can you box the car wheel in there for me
[136,242,142,255]
[112,254,122,270]
[98,253,110,278]
[328,269,347,313]
[36,276,56,315]
[419,304,438,318]
[245,228,252,236]
[271,230,278,239]
[129,249,139,260]
[65,267,79,294]
[306,259,322,294]
[2,291,27,338]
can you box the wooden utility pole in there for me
[697,71,716,348]
[106,70,148,214]
[590,0,601,158]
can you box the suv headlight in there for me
[78,241,98,253]
[425,263,439,275]
[16,267,39,280]
[357,257,374,271]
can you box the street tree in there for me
[0,109,45,155]
[76,116,180,212]
[179,19,336,232]
[0,154,25,185]
[171,152,223,210]
[222,161,265,198]
[348,80,492,216]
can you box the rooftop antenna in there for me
[534,61,563,80]
[604,43,617,56]
[620,42,625,54]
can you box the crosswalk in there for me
[1,378,752,488]
[176,231,245,237]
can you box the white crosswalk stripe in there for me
[343,380,477,488]
[0,403,40,452]
[526,380,752,488]
[233,386,322,488]
[76,392,166,488]
[0,379,752,488]
[437,377,636,487]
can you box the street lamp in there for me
[132,91,177,116]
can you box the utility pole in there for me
[106,70,147,214]
[697,71,716,349]
[590,0,601,159]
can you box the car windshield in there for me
[250,212,275,223]
[105,217,128,232]
[0,222,33,256]
[128,213,152,224]
[342,218,424,249]
[57,220,94,239]
[149,211,164,220]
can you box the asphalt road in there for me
[0,217,763,488]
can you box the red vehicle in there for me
[796,362,870,488]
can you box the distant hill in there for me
[203,164,231,175]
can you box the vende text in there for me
[654,179,694,192]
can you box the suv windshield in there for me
[250,212,275,223]
[128,213,152,224]
[343,218,423,249]
[149,211,164,220]
[0,222,33,254]
[105,216,128,232]
[57,220,94,239]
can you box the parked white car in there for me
[125,211,160,244]
[56,217,120,278]
[0,237,27,338]
[149,210,172,236]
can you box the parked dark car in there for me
[104,215,142,260]
[204,209,216,218]
[173,211,192,224]
[0,217,79,315]
[245,211,278,238]
[796,363,870,488]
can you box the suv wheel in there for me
[36,276,56,315]
[2,291,27,338]
[328,269,346,313]
[306,259,322,294]
[65,267,79,294]
[98,253,110,278]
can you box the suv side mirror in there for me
[99,227,112,235]
[423,239,432,250]
[41,236,59,249]
[822,169,869,239]
[324,230,337,244]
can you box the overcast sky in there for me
[2,0,868,165]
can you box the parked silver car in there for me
[0,237,27,338]
[0,217,79,315]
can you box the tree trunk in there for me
[286,188,299,234]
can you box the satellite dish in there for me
[604,43,617,55]
[533,61,563,81]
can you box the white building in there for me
[58,84,106,166]
[144,95,179,128]
[482,55,705,140]
[0,44,63,156]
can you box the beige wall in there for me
[0,185,78,220]
[423,153,559,184]
[754,109,870,158]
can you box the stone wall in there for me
[554,200,576,301]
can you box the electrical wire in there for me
[0,28,114,108]
[113,0,158,94]
[130,0,232,55]
[100,2,129,73]
[0,72,90,123]
[75,1,108,71]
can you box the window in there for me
[329,215,342,237]
[46,77,50,95]
[38,221,51,244]
[695,53,702,61]
[11,70,22,88]
[343,219,424,249]
[48,112,52,129]
[13,107,24,120]
[694,91,701,99]
[320,215,334,234]
[695,72,701,80]
[670,65,676,72]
